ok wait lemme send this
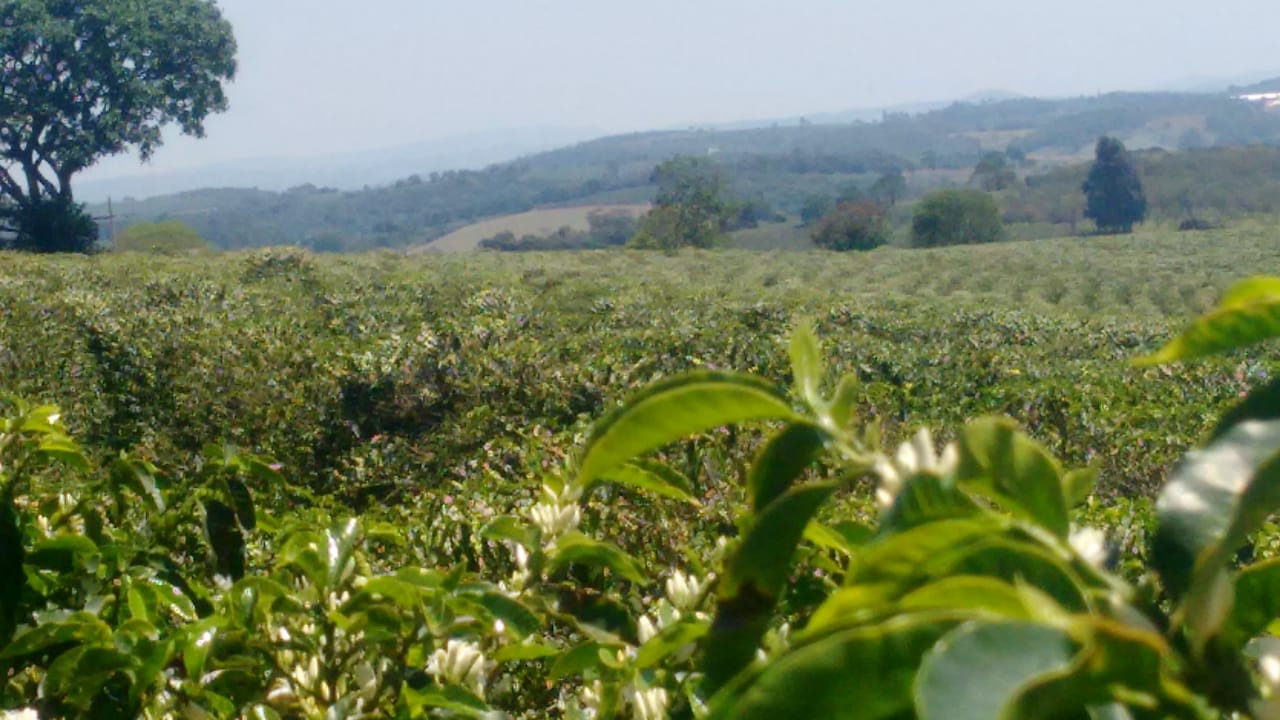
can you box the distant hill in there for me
[92,86,1280,251]
[76,126,602,203]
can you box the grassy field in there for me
[421,203,650,252]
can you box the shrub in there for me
[810,201,890,251]
[113,220,212,253]
[911,189,1004,247]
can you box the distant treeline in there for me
[94,88,1280,251]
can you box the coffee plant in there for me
[6,271,1280,718]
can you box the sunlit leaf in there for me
[576,371,794,484]
[1137,276,1280,365]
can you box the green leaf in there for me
[494,642,561,662]
[915,621,1078,720]
[596,459,698,504]
[880,473,980,534]
[829,373,862,430]
[1,612,113,660]
[549,641,607,681]
[43,645,134,706]
[325,518,361,589]
[36,436,88,471]
[551,532,646,584]
[463,591,541,637]
[705,614,957,720]
[956,418,1070,538]
[803,520,871,557]
[575,371,794,484]
[705,482,836,692]
[898,577,1039,620]
[747,422,828,513]
[480,515,537,550]
[26,534,99,572]
[789,321,825,406]
[1137,276,1280,364]
[635,620,709,669]
[110,456,165,512]
[180,616,224,678]
[1153,420,1280,643]
[1229,558,1280,641]
[1063,467,1098,508]
[400,684,490,718]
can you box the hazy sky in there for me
[82,0,1280,181]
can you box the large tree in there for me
[1082,136,1147,234]
[0,0,237,252]
[629,156,729,250]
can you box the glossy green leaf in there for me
[551,532,646,584]
[705,614,957,720]
[1229,558,1280,642]
[596,459,697,504]
[1212,375,1280,441]
[1137,276,1280,365]
[400,684,490,718]
[916,621,1078,720]
[326,518,361,589]
[575,371,794,484]
[705,481,836,691]
[181,616,224,678]
[880,473,980,534]
[956,418,1070,538]
[748,421,828,513]
[1153,420,1280,643]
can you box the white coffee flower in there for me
[627,686,669,720]
[426,639,493,696]
[528,501,581,540]
[637,615,659,645]
[872,428,958,509]
[664,571,707,612]
[1253,637,1280,720]
[1,709,39,720]
[1068,526,1108,569]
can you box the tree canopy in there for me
[911,189,1004,247]
[0,0,237,252]
[630,156,729,250]
[1082,136,1147,234]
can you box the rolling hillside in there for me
[90,83,1280,252]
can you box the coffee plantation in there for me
[5,232,1280,717]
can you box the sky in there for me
[80,0,1280,183]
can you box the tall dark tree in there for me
[1082,136,1147,234]
[0,0,237,252]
